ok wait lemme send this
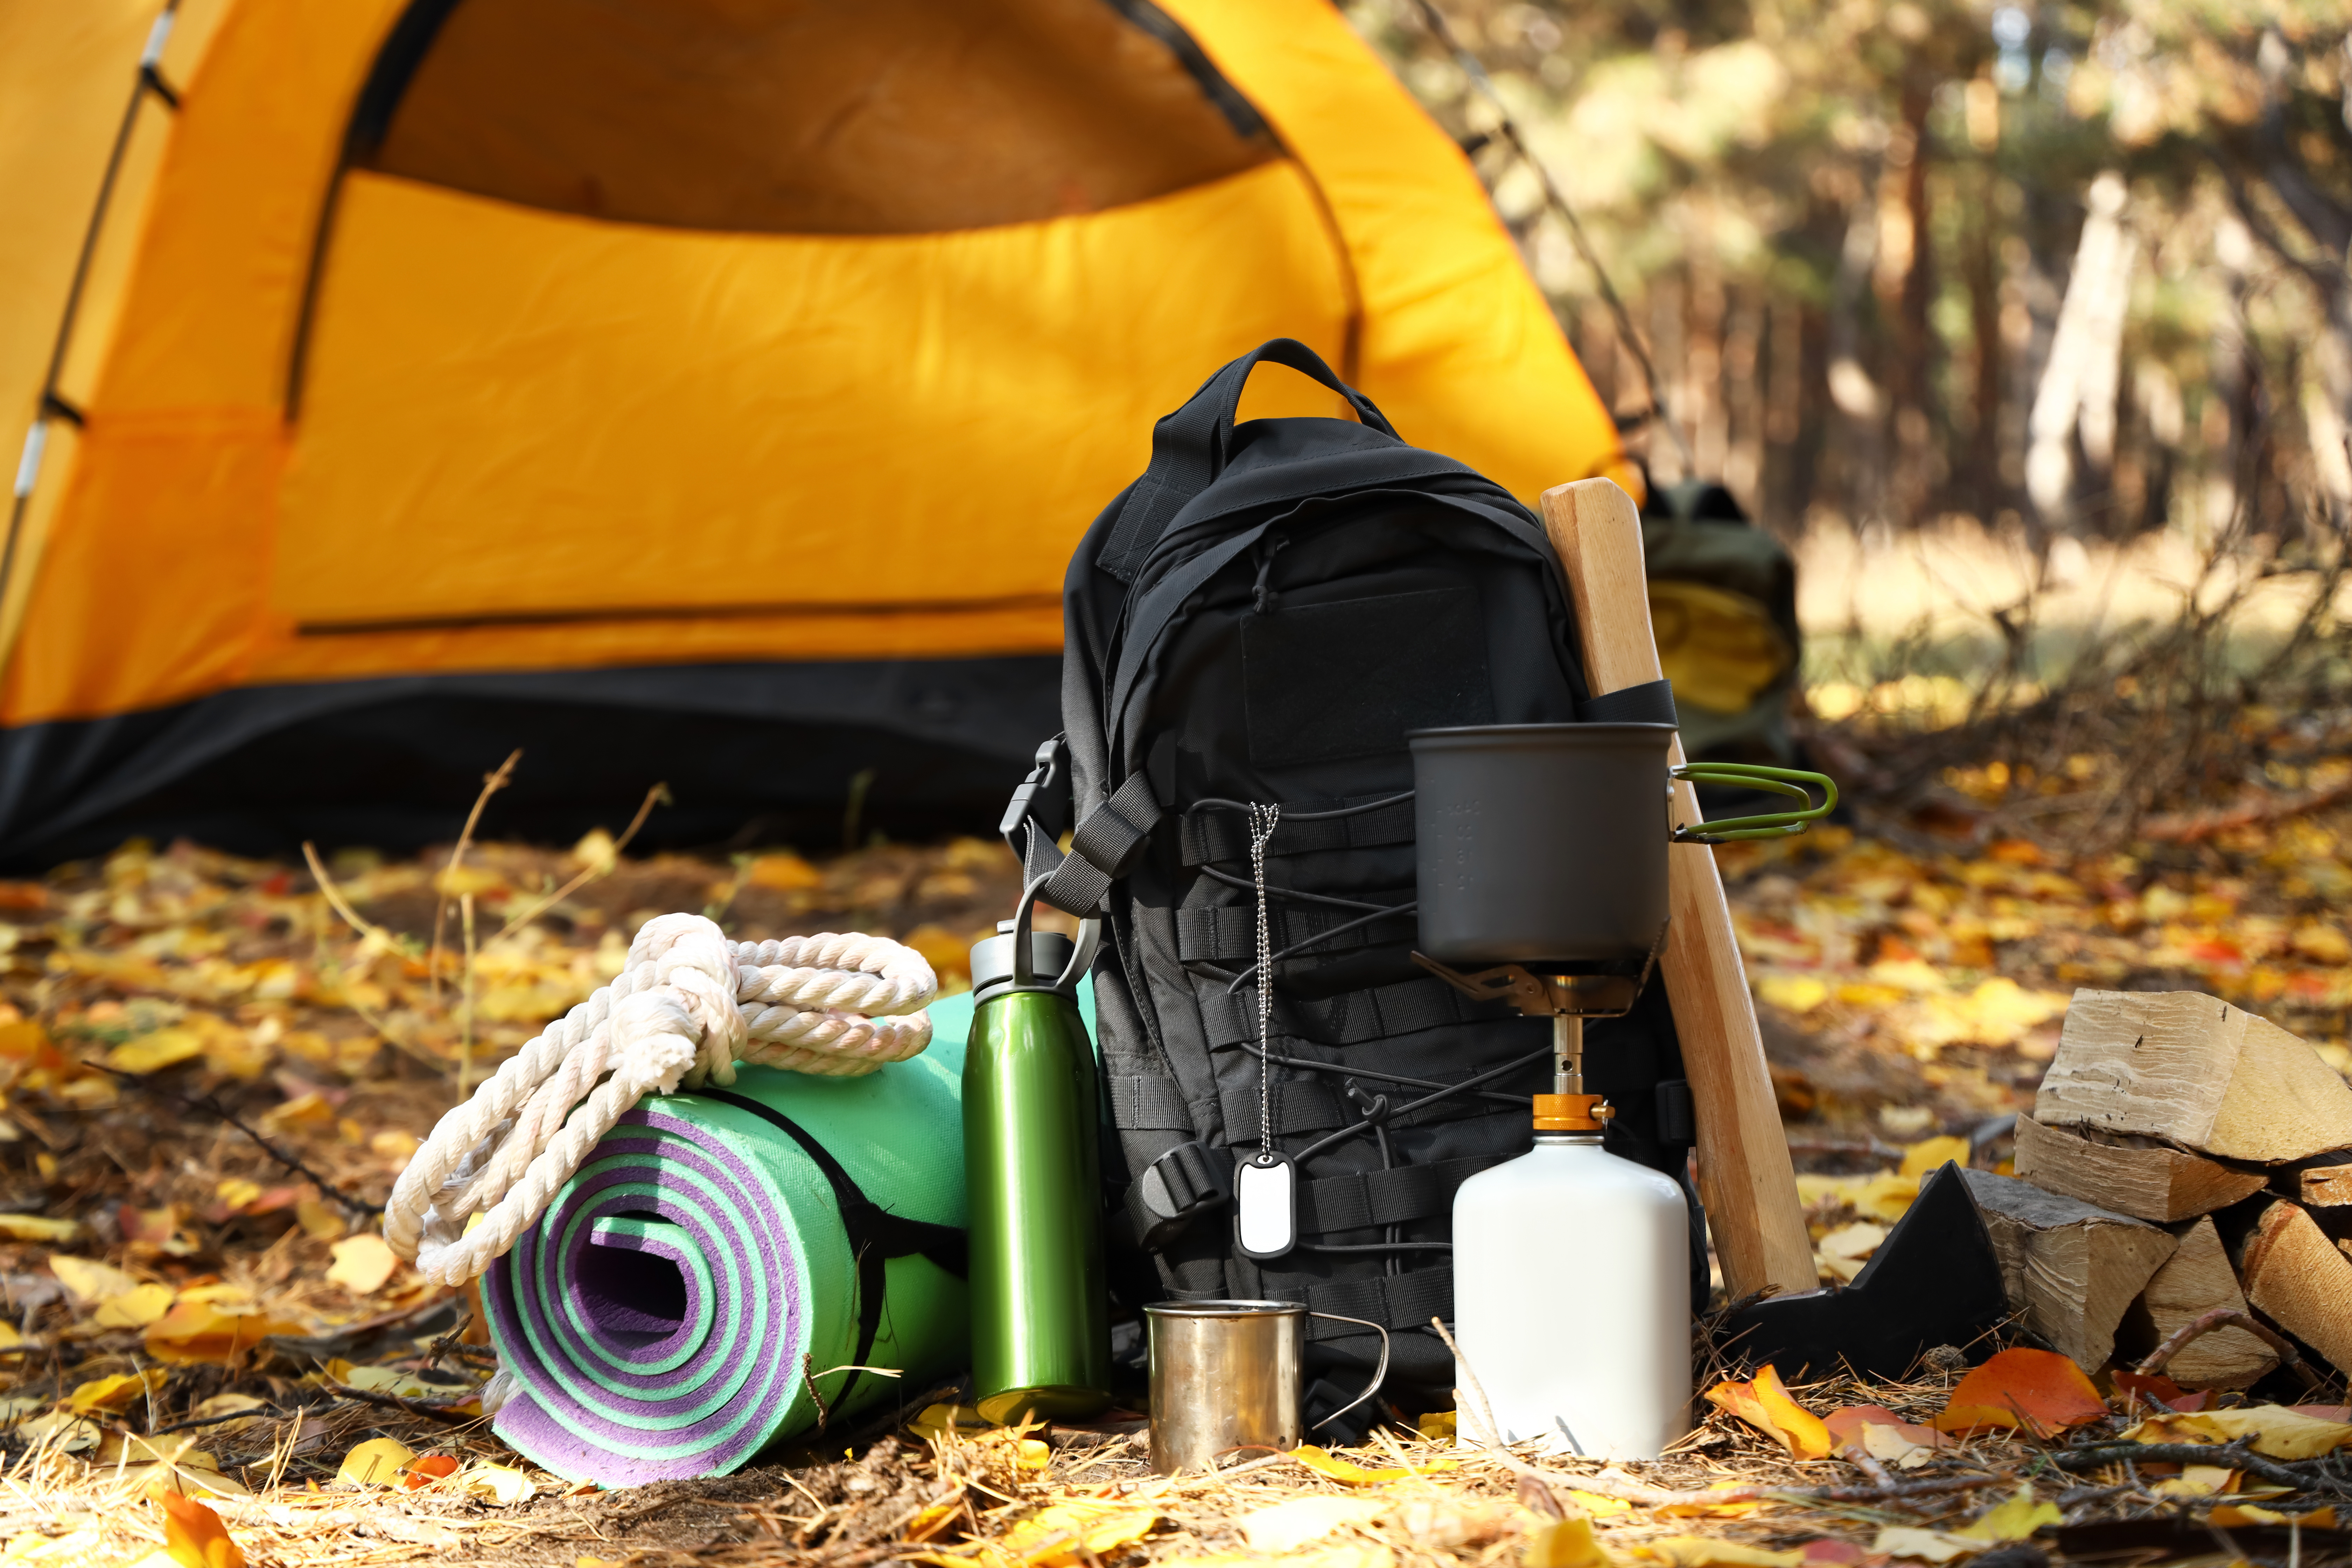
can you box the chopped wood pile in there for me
[1967,988,2352,1388]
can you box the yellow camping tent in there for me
[0,0,1631,861]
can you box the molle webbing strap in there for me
[1219,1085,1527,1145]
[1176,901,1414,964]
[1274,1266,1454,1337]
[1181,795,1416,866]
[1040,772,1163,914]
[1295,1153,1508,1234]
[1106,1073,1198,1132]
[1198,974,1483,1050]
[1576,677,1679,727]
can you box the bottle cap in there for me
[969,919,1079,1004]
[1533,1093,1614,1132]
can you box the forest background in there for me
[2,3,2352,1560]
[1353,0,2352,729]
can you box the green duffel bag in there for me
[1643,479,1802,769]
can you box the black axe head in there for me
[1715,1160,2009,1380]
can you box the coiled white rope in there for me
[383,912,936,1286]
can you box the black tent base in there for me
[0,656,1064,870]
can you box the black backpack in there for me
[1004,341,1701,1430]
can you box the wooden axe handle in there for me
[1540,477,1816,1299]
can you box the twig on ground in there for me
[458,890,478,1100]
[2134,1307,2301,1378]
[302,840,443,1069]
[84,1063,382,1217]
[2050,1440,2346,1495]
[300,842,396,947]
[324,1381,483,1429]
[2139,776,2352,842]
[429,749,520,1006]
[147,1406,287,1438]
[493,783,670,941]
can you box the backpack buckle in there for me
[998,736,1070,857]
[1127,1140,1233,1251]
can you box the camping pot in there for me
[1143,1300,1391,1474]
[1408,723,1834,970]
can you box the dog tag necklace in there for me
[1234,802,1295,1259]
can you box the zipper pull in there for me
[1251,537,1290,615]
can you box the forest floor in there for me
[0,724,2345,1568]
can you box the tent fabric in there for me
[366,0,1280,234]
[0,0,1633,863]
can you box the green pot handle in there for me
[1670,763,1839,844]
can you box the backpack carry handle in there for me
[1180,338,1397,468]
[1096,339,1397,585]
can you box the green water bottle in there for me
[964,892,1112,1424]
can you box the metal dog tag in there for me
[1234,1151,1296,1260]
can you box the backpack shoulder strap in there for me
[1093,338,1398,585]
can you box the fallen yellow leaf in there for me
[326,1234,400,1295]
[1956,1485,2060,1541]
[106,1028,205,1075]
[1644,1537,1801,1568]
[2150,1465,2241,1500]
[1756,974,1829,1014]
[145,1300,301,1365]
[905,1487,967,1544]
[96,1432,218,1468]
[295,1198,346,1240]
[0,1214,78,1243]
[158,1491,246,1568]
[745,853,823,891]
[67,1368,167,1413]
[462,1464,535,1505]
[323,1358,450,1399]
[2212,1505,2338,1527]
[1563,1490,1636,1518]
[1239,1497,1384,1555]
[118,1461,252,1502]
[18,1410,100,1452]
[50,1254,140,1304]
[213,1179,262,1213]
[1526,1517,1611,1568]
[995,1500,1162,1566]
[336,1437,416,1488]
[1898,1136,1970,1179]
[94,1282,179,1329]
[1870,1527,1977,1563]
[1705,1366,1831,1460]
[2120,1406,2352,1460]
[1288,1443,1458,1485]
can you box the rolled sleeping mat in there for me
[484,994,977,1486]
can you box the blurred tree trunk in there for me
[1963,160,2004,523]
[1892,80,1937,526]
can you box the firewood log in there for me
[2036,990,2352,1164]
[1962,1169,2178,1370]
[2115,1216,2278,1388]
[2237,1200,2352,1373]
[2012,1115,2264,1222]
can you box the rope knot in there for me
[384,915,937,1283]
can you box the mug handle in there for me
[1668,763,1839,844]
[1304,1311,1392,1431]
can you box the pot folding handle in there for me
[1668,764,1840,844]
[1304,1311,1392,1431]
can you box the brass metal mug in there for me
[1142,1299,1391,1474]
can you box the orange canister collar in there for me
[1533,1093,1613,1132]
